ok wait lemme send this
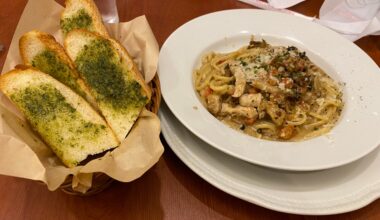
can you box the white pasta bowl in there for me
[158,9,380,171]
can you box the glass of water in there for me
[94,0,119,23]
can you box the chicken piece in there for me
[251,80,280,94]
[230,65,246,98]
[206,94,221,115]
[221,103,258,119]
[266,102,286,126]
[239,93,262,107]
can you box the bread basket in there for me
[59,75,161,196]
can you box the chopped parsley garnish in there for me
[75,38,148,112]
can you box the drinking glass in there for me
[94,0,119,23]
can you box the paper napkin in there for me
[238,0,380,41]
[318,0,380,41]
[267,0,305,9]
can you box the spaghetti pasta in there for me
[193,37,344,141]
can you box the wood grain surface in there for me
[0,0,380,219]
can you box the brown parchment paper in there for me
[0,0,163,193]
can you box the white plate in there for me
[160,103,380,215]
[158,9,380,171]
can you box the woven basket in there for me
[60,75,161,196]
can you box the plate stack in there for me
[158,9,380,215]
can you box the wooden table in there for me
[1,0,379,219]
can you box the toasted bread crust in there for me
[61,0,109,37]
[20,30,78,76]
[0,68,120,167]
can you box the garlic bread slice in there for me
[60,0,109,37]
[0,68,120,167]
[64,30,151,142]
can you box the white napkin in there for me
[238,0,380,41]
[238,0,314,21]
[318,0,380,41]
[267,0,305,9]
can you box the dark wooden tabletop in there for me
[1,0,380,219]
